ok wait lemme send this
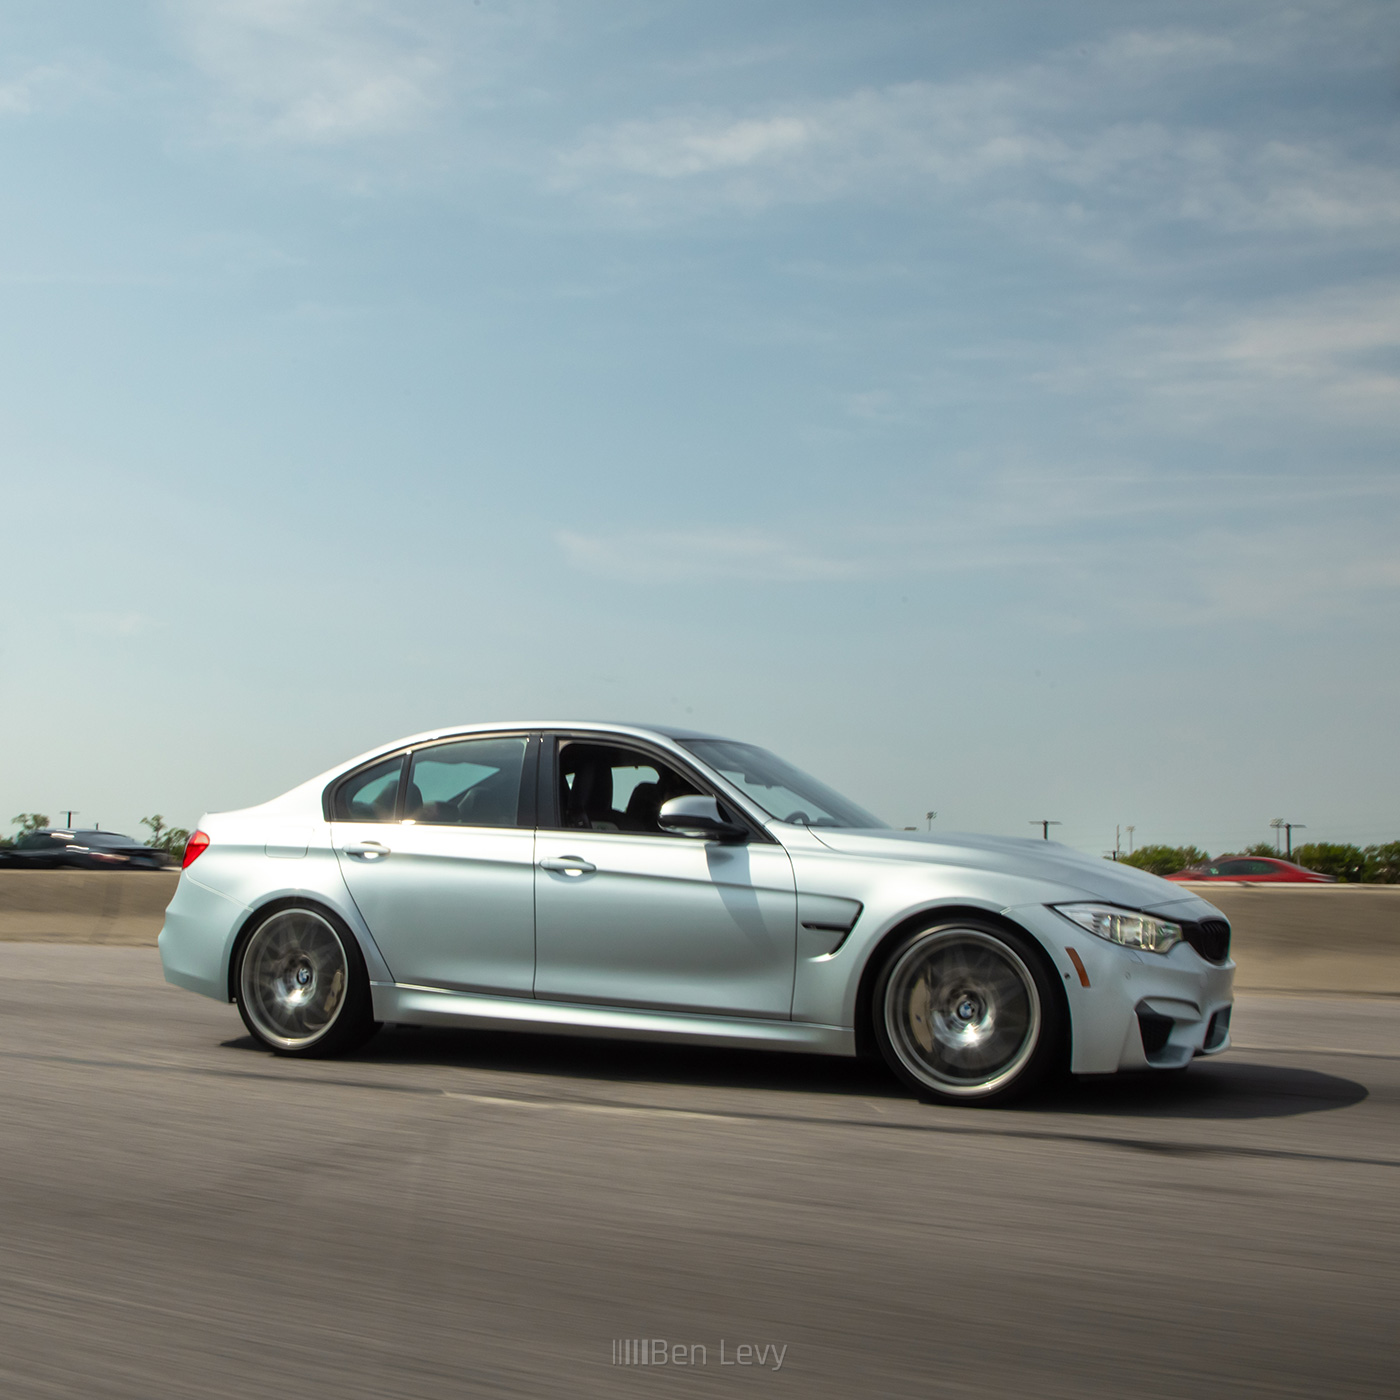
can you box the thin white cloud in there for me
[165,0,446,145]
[557,465,1400,630]
[552,26,1400,244]
[1061,282,1400,431]
[554,80,1064,201]
[1143,520,1400,627]
[556,528,862,584]
[557,506,1087,588]
[0,63,96,116]
[67,612,159,638]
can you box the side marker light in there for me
[1065,947,1091,988]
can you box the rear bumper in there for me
[157,873,248,1001]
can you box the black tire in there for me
[872,917,1065,1106]
[235,904,379,1058]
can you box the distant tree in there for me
[1291,842,1368,883]
[1121,845,1209,876]
[11,813,50,837]
[1364,842,1400,884]
[141,815,191,859]
[1243,842,1279,857]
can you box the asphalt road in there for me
[2,946,1397,1399]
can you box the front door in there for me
[533,738,797,1018]
[332,734,537,996]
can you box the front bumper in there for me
[1008,903,1236,1075]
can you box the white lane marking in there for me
[442,1090,746,1122]
[1231,1043,1400,1061]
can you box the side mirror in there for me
[657,795,747,842]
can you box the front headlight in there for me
[1053,903,1184,954]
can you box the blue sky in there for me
[2,1,1398,855]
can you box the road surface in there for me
[1,945,1396,1398]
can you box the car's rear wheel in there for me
[236,905,379,1057]
[872,919,1064,1105]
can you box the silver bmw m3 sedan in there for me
[159,723,1235,1105]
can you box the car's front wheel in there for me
[235,905,379,1057]
[872,919,1064,1105]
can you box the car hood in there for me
[807,829,1206,915]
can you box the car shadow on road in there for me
[223,1023,1368,1121]
[1036,1059,1368,1120]
[352,1024,908,1097]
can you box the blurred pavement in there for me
[0,944,1396,1398]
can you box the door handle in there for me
[344,841,391,859]
[539,856,596,875]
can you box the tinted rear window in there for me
[332,754,406,822]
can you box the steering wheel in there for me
[783,810,812,825]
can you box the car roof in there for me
[499,721,734,742]
[622,722,731,742]
[360,720,734,754]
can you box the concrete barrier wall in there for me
[1182,884,1400,995]
[0,871,180,946]
[0,871,1396,993]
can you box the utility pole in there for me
[925,811,937,832]
[1126,824,1135,854]
[61,810,78,829]
[1031,820,1061,840]
[1115,824,1121,860]
[1282,822,1304,858]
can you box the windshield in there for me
[681,739,887,829]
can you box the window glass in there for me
[333,755,404,823]
[1214,860,1248,876]
[681,739,887,829]
[406,736,528,828]
[1240,860,1275,875]
[557,742,701,835]
[16,833,59,850]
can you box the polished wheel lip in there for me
[883,927,1042,1099]
[239,908,350,1051]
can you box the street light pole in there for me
[61,810,78,829]
[1030,820,1061,841]
[1126,824,1135,854]
[1284,822,1305,858]
[925,811,936,832]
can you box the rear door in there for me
[331,734,538,996]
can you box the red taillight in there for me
[182,831,210,868]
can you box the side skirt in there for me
[372,983,856,1057]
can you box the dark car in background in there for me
[0,829,171,870]
[1167,856,1334,884]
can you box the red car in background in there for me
[1167,856,1335,883]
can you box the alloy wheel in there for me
[882,927,1043,1099]
[239,908,351,1051]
